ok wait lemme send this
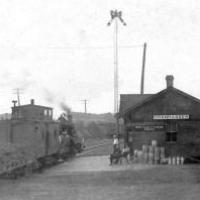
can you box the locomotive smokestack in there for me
[31,99,35,105]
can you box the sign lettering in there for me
[153,114,189,120]
[134,125,164,131]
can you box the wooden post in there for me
[140,43,147,94]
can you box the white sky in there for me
[0,0,200,117]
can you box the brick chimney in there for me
[31,99,35,105]
[165,75,174,88]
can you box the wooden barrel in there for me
[180,157,184,165]
[148,152,153,164]
[172,157,176,165]
[143,152,148,163]
[168,157,172,165]
[142,145,149,154]
[154,147,160,158]
[149,146,154,153]
[134,150,138,157]
[154,147,160,164]
[160,147,165,157]
[159,147,165,164]
[134,150,139,163]
[137,150,143,163]
[151,140,157,147]
[176,157,180,165]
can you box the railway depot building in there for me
[119,75,200,159]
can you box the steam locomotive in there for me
[0,99,83,178]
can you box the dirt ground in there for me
[0,155,200,200]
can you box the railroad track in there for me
[77,140,113,157]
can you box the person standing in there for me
[113,134,119,152]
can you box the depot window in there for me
[44,109,48,116]
[48,109,52,116]
[166,132,177,142]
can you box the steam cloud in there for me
[43,88,71,115]
[60,102,71,115]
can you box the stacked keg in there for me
[137,150,143,163]
[134,140,166,164]
[148,146,154,164]
[154,147,160,164]
[142,144,149,163]
[167,156,184,165]
[160,147,165,164]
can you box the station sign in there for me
[134,125,164,131]
[153,114,189,120]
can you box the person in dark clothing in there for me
[110,146,122,165]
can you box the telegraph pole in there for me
[140,43,147,94]
[13,88,22,106]
[107,10,126,135]
[81,99,89,113]
[17,88,20,106]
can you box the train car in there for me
[10,99,60,159]
[0,99,82,178]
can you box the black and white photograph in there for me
[0,0,200,199]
